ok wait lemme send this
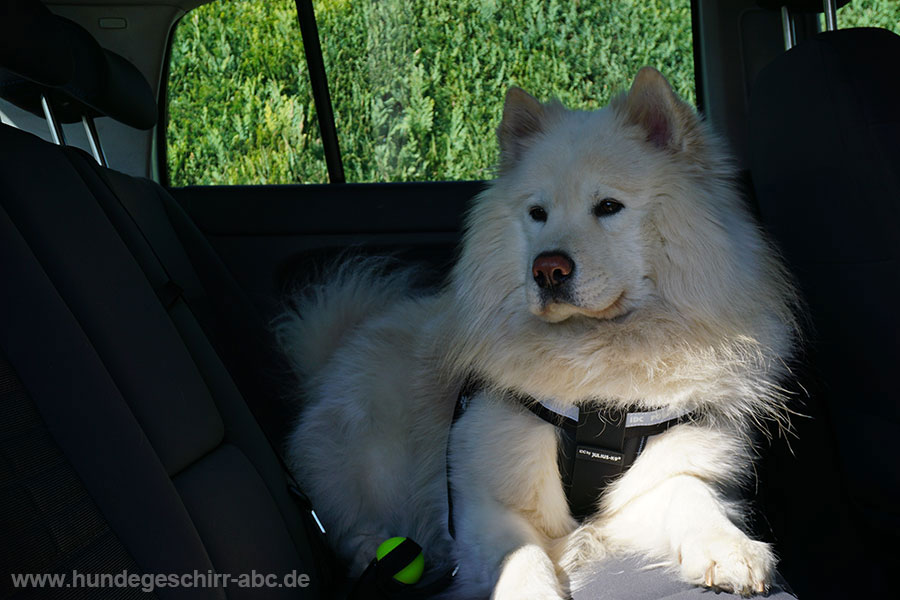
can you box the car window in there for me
[165,0,695,187]
[166,0,328,186]
[834,0,900,33]
[315,0,695,183]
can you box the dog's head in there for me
[501,79,653,324]
[448,68,798,407]
[494,67,746,326]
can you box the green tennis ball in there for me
[376,537,425,584]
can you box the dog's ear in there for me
[498,87,545,170]
[619,67,696,152]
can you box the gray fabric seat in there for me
[570,556,794,600]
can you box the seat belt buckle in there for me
[575,444,624,467]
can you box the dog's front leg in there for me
[493,542,564,600]
[563,425,774,595]
[448,396,569,600]
[451,498,566,600]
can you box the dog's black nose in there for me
[532,252,574,289]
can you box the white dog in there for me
[277,67,799,599]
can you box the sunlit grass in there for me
[166,0,900,186]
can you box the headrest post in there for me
[823,0,838,31]
[780,6,795,50]
[81,115,108,167]
[40,94,66,146]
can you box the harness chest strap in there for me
[450,383,694,525]
[528,400,693,520]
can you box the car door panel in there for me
[170,181,484,316]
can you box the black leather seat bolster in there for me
[1,125,224,477]
[749,27,900,596]
[60,144,320,576]
[0,120,325,598]
[0,205,222,600]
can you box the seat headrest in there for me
[0,0,73,86]
[749,27,900,264]
[0,1,157,130]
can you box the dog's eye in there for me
[593,198,624,218]
[529,206,548,222]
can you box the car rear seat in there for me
[0,3,331,598]
[1,4,806,600]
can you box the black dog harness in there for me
[449,380,694,526]
[350,382,694,598]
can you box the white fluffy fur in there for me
[277,68,799,599]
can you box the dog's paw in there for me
[492,544,566,600]
[555,523,608,575]
[678,529,775,596]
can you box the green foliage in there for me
[838,0,900,31]
[167,0,695,185]
[167,0,327,185]
[166,0,900,186]
[314,0,695,182]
